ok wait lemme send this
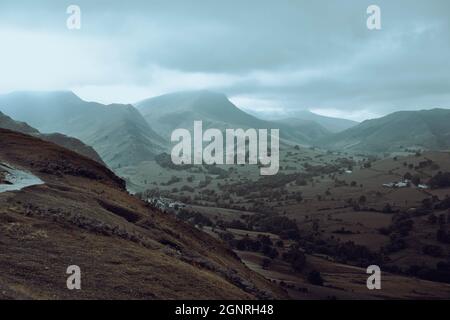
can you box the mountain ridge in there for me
[0,91,166,168]
[320,108,450,153]
[136,90,331,145]
[243,108,358,133]
[0,111,105,165]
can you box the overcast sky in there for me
[0,0,449,121]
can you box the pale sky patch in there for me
[0,0,449,121]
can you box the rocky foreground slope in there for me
[0,128,284,299]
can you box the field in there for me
[119,146,450,299]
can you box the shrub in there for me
[422,245,443,257]
[429,172,450,189]
[282,248,306,272]
[307,270,324,286]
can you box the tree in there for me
[404,172,413,180]
[262,245,278,259]
[312,221,319,232]
[382,203,393,213]
[437,228,450,244]
[307,270,324,286]
[438,214,446,225]
[422,245,443,257]
[359,195,367,204]
[422,198,433,210]
[429,172,450,189]
[258,235,273,247]
[411,174,421,186]
[428,214,437,224]
[261,258,271,269]
[283,248,306,272]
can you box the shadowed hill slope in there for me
[284,110,358,133]
[320,108,450,153]
[0,111,105,165]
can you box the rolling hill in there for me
[135,90,330,145]
[272,118,331,143]
[0,91,166,168]
[0,128,284,299]
[244,109,358,133]
[284,110,358,133]
[0,111,104,164]
[320,108,450,153]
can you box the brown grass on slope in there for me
[0,129,285,299]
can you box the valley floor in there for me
[124,148,450,300]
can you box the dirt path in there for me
[0,163,44,193]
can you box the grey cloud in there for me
[0,0,449,120]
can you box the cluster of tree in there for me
[227,173,300,192]
[380,212,414,254]
[382,203,399,214]
[416,159,435,169]
[362,162,372,169]
[223,171,320,197]
[436,228,450,244]
[203,164,229,178]
[246,214,301,240]
[282,246,307,272]
[301,238,382,267]
[390,213,414,236]
[221,231,310,275]
[333,241,382,266]
[335,157,356,171]
[304,163,341,175]
[198,176,213,188]
[332,227,356,235]
[429,172,450,189]
[222,219,248,230]
[177,209,213,227]
[406,262,450,284]
[295,175,309,186]
[434,196,450,211]
[422,244,443,257]
[155,153,193,170]
[162,175,181,186]
[403,172,421,185]
[136,188,160,200]
[382,233,407,254]
[428,212,450,225]
[224,234,280,260]
[307,270,324,286]
[180,185,195,193]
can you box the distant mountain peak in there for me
[162,89,225,98]
[3,90,79,99]
[321,108,450,153]
[0,91,165,168]
[246,108,358,133]
[137,90,230,109]
[135,90,332,145]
